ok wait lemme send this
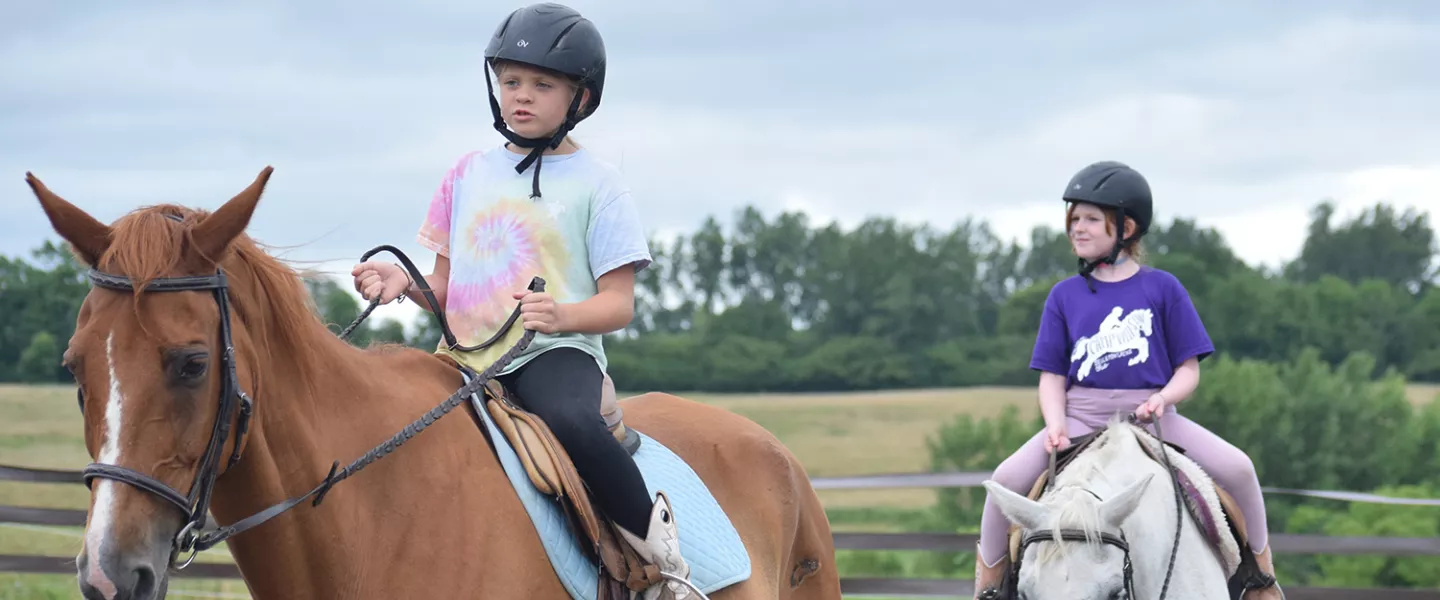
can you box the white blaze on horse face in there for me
[81,332,125,599]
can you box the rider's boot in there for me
[617,491,696,600]
[1243,545,1285,600]
[974,542,1009,600]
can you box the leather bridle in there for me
[78,265,253,570]
[72,234,542,572]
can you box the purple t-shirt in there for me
[1030,267,1214,389]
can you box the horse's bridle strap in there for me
[82,463,193,517]
[88,270,227,293]
[1021,529,1129,551]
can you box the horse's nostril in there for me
[79,581,107,600]
[131,564,157,599]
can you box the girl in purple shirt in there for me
[972,162,1282,600]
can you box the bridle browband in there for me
[79,266,252,570]
[75,225,542,572]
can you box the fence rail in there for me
[4,556,1438,599]
[12,464,1440,505]
[5,463,1440,597]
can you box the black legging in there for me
[497,347,653,537]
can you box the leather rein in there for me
[76,239,537,570]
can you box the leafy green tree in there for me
[17,331,61,383]
[1285,202,1437,293]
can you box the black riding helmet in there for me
[1062,161,1153,289]
[483,2,606,198]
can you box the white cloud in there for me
[4,2,1438,289]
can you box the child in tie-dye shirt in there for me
[350,5,699,597]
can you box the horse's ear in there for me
[982,480,1049,531]
[190,166,274,266]
[1099,472,1153,527]
[26,172,112,266]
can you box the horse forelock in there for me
[101,205,199,291]
[1033,485,1107,565]
[100,204,333,389]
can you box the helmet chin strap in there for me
[484,71,587,199]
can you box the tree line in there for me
[610,200,1439,392]
[1,199,1436,390]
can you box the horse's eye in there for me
[169,351,210,382]
[179,357,208,380]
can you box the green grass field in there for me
[3,382,1438,598]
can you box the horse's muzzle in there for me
[78,542,168,600]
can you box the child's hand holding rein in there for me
[351,261,412,304]
[1133,391,1170,422]
[515,289,566,334]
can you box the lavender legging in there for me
[978,386,1270,567]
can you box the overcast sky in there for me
[5,1,1439,324]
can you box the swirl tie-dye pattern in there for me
[416,146,652,376]
[448,195,570,334]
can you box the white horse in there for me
[983,418,1233,600]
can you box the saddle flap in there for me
[1213,485,1249,546]
[480,379,665,595]
[484,382,563,496]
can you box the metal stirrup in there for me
[658,571,710,599]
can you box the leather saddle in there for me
[479,373,663,599]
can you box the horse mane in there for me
[1030,418,1139,565]
[100,204,340,387]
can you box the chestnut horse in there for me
[27,167,839,600]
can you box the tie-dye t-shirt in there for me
[1029,267,1214,390]
[416,145,652,375]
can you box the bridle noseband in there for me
[79,257,253,570]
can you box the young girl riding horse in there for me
[973,161,1284,600]
[351,4,694,598]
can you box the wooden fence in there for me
[3,464,1439,598]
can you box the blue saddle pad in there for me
[466,378,751,599]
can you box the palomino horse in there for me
[26,167,839,599]
[983,417,1232,600]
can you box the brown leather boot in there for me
[973,542,1009,600]
[1243,545,1285,600]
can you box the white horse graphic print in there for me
[1070,306,1154,381]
